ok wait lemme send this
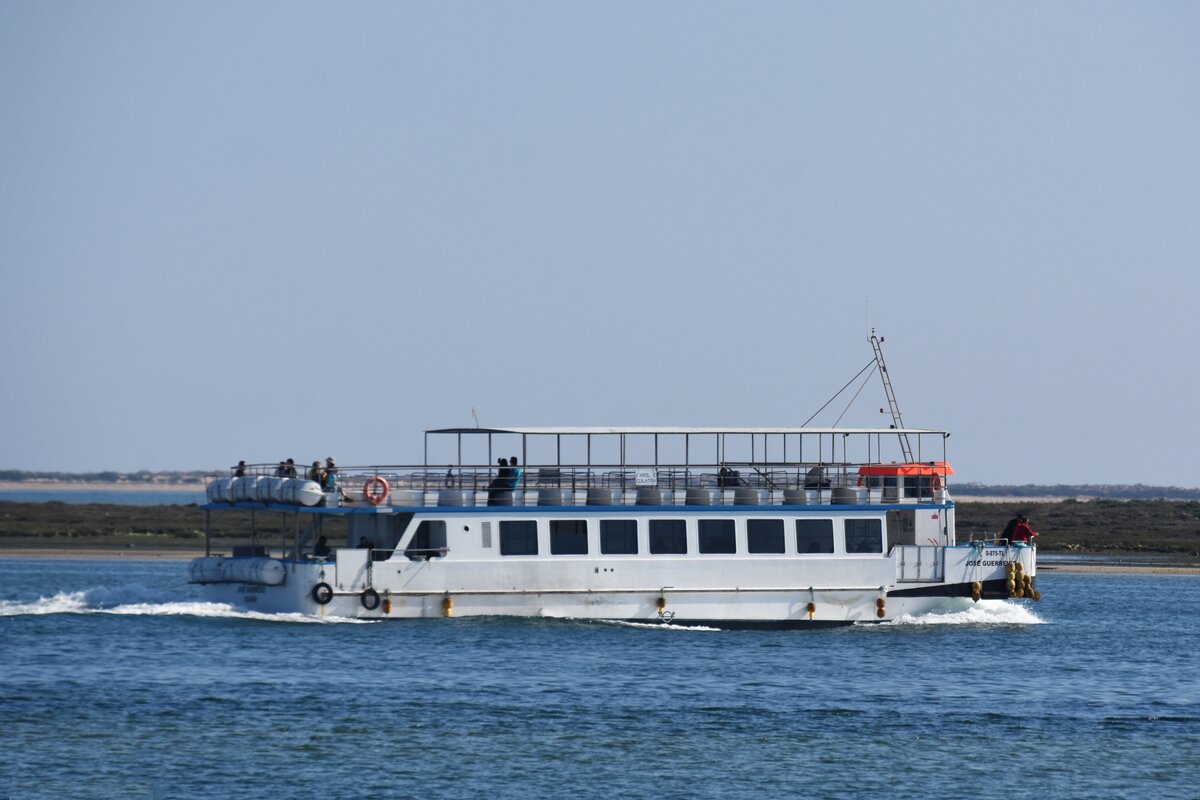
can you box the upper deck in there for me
[207,426,955,512]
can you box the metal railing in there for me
[207,459,952,510]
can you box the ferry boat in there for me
[190,338,1039,626]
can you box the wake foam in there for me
[0,585,370,623]
[883,599,1045,626]
[601,619,722,632]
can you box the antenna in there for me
[471,407,479,429]
[870,329,913,462]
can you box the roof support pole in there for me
[620,434,626,489]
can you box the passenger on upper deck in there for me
[234,460,247,477]
[508,457,522,489]
[718,465,742,488]
[307,461,324,484]
[487,458,510,502]
[275,461,288,477]
[323,457,339,491]
[283,458,297,478]
[804,465,831,489]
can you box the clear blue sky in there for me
[2,2,1198,485]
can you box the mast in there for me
[870,329,914,462]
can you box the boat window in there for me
[845,518,883,554]
[649,519,687,555]
[405,520,447,560]
[550,520,588,555]
[795,519,834,554]
[747,519,785,554]
[600,519,638,555]
[499,520,539,556]
[698,519,735,554]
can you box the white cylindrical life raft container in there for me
[206,477,322,507]
[281,479,324,507]
[188,556,226,583]
[206,478,233,504]
[189,556,285,586]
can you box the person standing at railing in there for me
[234,460,247,477]
[323,457,339,492]
[1011,515,1038,544]
[307,460,324,485]
[487,458,510,503]
[508,457,522,489]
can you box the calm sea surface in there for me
[1,561,1197,800]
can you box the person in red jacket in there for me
[1011,515,1038,543]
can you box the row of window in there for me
[493,518,884,557]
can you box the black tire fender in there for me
[360,588,381,610]
[311,582,334,605]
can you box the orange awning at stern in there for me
[857,461,954,477]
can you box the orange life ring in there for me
[363,476,390,505]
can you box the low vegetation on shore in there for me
[1,499,1198,556]
[956,499,1200,554]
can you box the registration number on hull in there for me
[965,548,1016,568]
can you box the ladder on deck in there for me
[871,330,914,462]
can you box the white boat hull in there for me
[190,542,1037,626]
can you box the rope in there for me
[802,359,876,427]
[832,364,878,427]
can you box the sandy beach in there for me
[1038,563,1200,575]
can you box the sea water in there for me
[1,561,1197,800]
